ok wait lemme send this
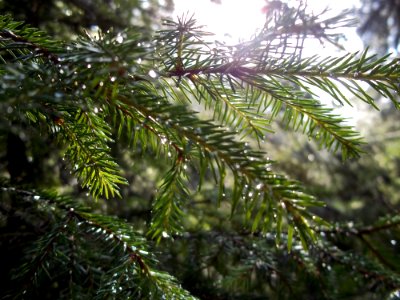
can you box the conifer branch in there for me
[2,2,400,264]
[2,0,400,298]
[148,157,189,241]
[1,181,197,299]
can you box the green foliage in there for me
[1,1,400,299]
[0,182,196,299]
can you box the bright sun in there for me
[173,0,265,42]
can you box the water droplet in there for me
[148,70,157,78]
[54,92,63,99]
[116,35,124,44]
[347,221,354,228]
[389,290,400,298]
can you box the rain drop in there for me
[148,70,157,78]
[116,35,124,44]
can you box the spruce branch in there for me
[157,15,399,160]
[148,157,189,241]
[183,75,273,142]
[107,79,326,243]
[2,3,400,252]
[1,182,197,299]
[59,110,127,199]
[0,28,60,64]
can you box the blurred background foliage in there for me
[0,0,399,299]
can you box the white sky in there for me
[173,0,363,52]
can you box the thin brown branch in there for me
[356,220,400,235]
[356,234,399,272]
[0,29,60,64]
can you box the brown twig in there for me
[0,29,60,64]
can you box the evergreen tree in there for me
[0,1,400,299]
